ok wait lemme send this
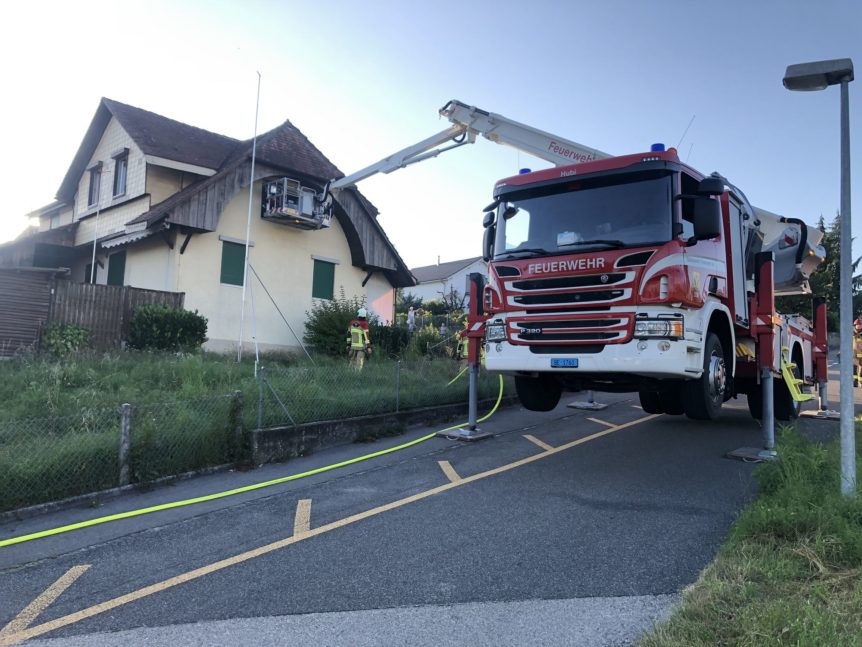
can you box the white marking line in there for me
[438,460,462,483]
[0,565,90,638]
[587,417,617,428]
[523,434,554,451]
[293,499,312,536]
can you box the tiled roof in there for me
[102,99,240,170]
[411,256,484,282]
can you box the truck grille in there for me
[508,315,631,345]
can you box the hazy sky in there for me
[1,0,860,269]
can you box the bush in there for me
[128,305,208,351]
[304,290,366,357]
[369,321,410,358]
[42,323,89,358]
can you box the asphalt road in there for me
[0,385,842,647]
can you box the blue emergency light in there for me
[650,143,665,152]
[519,168,531,174]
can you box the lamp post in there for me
[783,58,856,497]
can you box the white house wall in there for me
[74,196,150,247]
[125,236,174,292]
[173,184,395,353]
[73,118,147,233]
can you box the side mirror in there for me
[692,198,722,241]
[483,211,495,228]
[697,177,724,196]
[483,225,496,261]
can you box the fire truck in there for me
[294,100,827,422]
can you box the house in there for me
[6,98,415,353]
[409,256,486,309]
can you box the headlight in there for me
[486,323,507,342]
[633,318,684,339]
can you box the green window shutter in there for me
[312,259,335,300]
[107,250,126,286]
[220,241,246,286]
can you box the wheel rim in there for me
[708,352,726,403]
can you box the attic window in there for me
[87,162,103,207]
[112,149,129,197]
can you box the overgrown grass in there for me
[0,351,509,512]
[640,425,862,647]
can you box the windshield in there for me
[494,171,673,259]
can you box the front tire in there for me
[638,389,663,414]
[684,332,726,420]
[515,375,562,412]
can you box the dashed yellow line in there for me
[438,460,462,483]
[0,565,90,639]
[523,434,554,451]
[587,417,616,428]
[0,413,659,646]
[293,499,312,536]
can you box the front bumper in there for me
[484,336,703,380]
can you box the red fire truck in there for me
[296,100,827,422]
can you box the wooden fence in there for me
[0,269,57,357]
[49,282,185,350]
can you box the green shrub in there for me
[128,305,208,351]
[42,323,90,358]
[369,321,410,358]
[304,290,366,357]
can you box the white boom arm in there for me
[323,100,610,202]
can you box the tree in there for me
[395,290,423,313]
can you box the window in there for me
[312,259,335,300]
[220,241,246,286]
[107,250,126,286]
[679,173,698,239]
[113,150,128,197]
[87,163,102,207]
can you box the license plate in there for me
[551,358,578,368]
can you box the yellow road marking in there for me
[523,434,554,451]
[587,417,616,428]
[293,499,312,536]
[0,413,659,646]
[438,460,462,483]
[0,565,90,639]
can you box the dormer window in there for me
[87,162,103,207]
[112,148,129,197]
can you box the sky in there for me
[1,0,860,271]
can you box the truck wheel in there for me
[774,359,802,421]
[659,388,685,415]
[515,376,562,412]
[638,390,663,414]
[684,332,726,420]
[747,386,763,419]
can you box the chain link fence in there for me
[0,408,120,513]
[0,357,508,514]
[256,358,505,428]
[0,394,244,514]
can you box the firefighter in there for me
[456,320,470,364]
[854,317,862,387]
[347,308,372,371]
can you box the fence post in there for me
[395,360,401,412]
[258,366,266,430]
[119,403,132,486]
[232,390,244,451]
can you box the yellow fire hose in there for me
[0,375,504,548]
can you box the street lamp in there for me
[783,58,856,497]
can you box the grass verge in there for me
[640,424,862,647]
